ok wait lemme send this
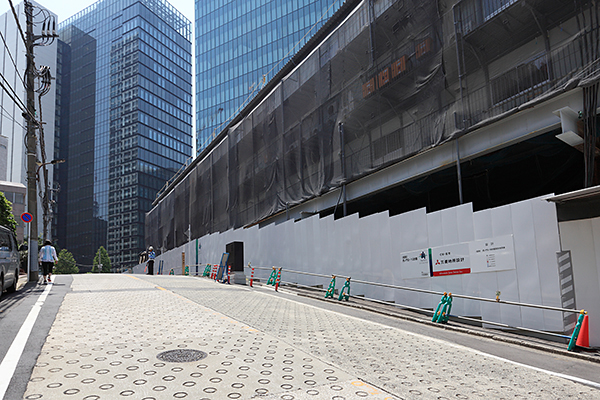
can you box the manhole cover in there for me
[157,349,208,363]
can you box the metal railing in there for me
[245,264,581,341]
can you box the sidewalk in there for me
[22,274,600,399]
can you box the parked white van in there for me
[0,225,20,296]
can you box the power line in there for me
[7,0,26,46]
[0,103,26,130]
[0,29,26,88]
[0,71,27,114]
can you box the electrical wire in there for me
[0,103,26,130]
[7,0,26,46]
[0,71,28,115]
[0,71,37,124]
[0,29,26,88]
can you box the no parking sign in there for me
[21,212,33,223]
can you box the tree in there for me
[55,249,78,274]
[93,246,111,273]
[0,192,17,234]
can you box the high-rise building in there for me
[195,0,343,153]
[0,1,58,241]
[56,0,192,270]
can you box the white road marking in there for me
[0,283,52,399]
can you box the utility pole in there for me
[25,0,39,282]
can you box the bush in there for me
[55,249,79,274]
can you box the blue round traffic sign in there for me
[21,212,33,223]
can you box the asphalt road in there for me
[0,276,71,400]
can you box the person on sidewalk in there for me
[146,246,155,275]
[38,240,58,284]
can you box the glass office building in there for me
[195,0,343,152]
[56,0,192,270]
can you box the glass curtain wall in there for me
[196,0,343,153]
[58,0,192,269]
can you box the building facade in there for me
[147,0,600,347]
[57,0,192,269]
[0,1,58,240]
[195,0,344,152]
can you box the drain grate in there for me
[156,349,208,363]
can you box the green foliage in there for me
[55,249,78,274]
[0,192,17,235]
[93,246,112,273]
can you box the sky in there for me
[0,0,194,25]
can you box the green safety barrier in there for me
[325,275,336,299]
[184,266,189,276]
[267,267,278,286]
[202,264,211,277]
[432,292,452,323]
[169,268,174,275]
[567,310,587,351]
[338,277,351,301]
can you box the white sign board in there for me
[400,249,430,279]
[469,234,516,273]
[430,242,470,276]
[400,235,516,279]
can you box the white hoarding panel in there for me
[457,203,475,243]
[531,197,563,331]
[441,207,460,245]
[473,209,493,240]
[427,210,443,247]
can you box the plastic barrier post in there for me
[267,267,277,286]
[203,264,211,277]
[169,268,174,275]
[439,293,453,324]
[275,268,282,291]
[227,265,231,284]
[338,277,351,301]
[432,293,448,323]
[325,276,336,299]
[249,263,254,287]
[568,311,587,351]
[184,265,189,276]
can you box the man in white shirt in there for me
[38,240,58,283]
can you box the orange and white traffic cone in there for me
[576,314,590,348]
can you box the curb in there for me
[289,288,600,364]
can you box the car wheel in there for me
[7,270,17,293]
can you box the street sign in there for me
[21,212,33,223]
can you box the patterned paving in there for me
[23,274,600,399]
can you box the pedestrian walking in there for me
[146,246,155,275]
[38,240,58,284]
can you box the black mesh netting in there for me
[149,0,600,251]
